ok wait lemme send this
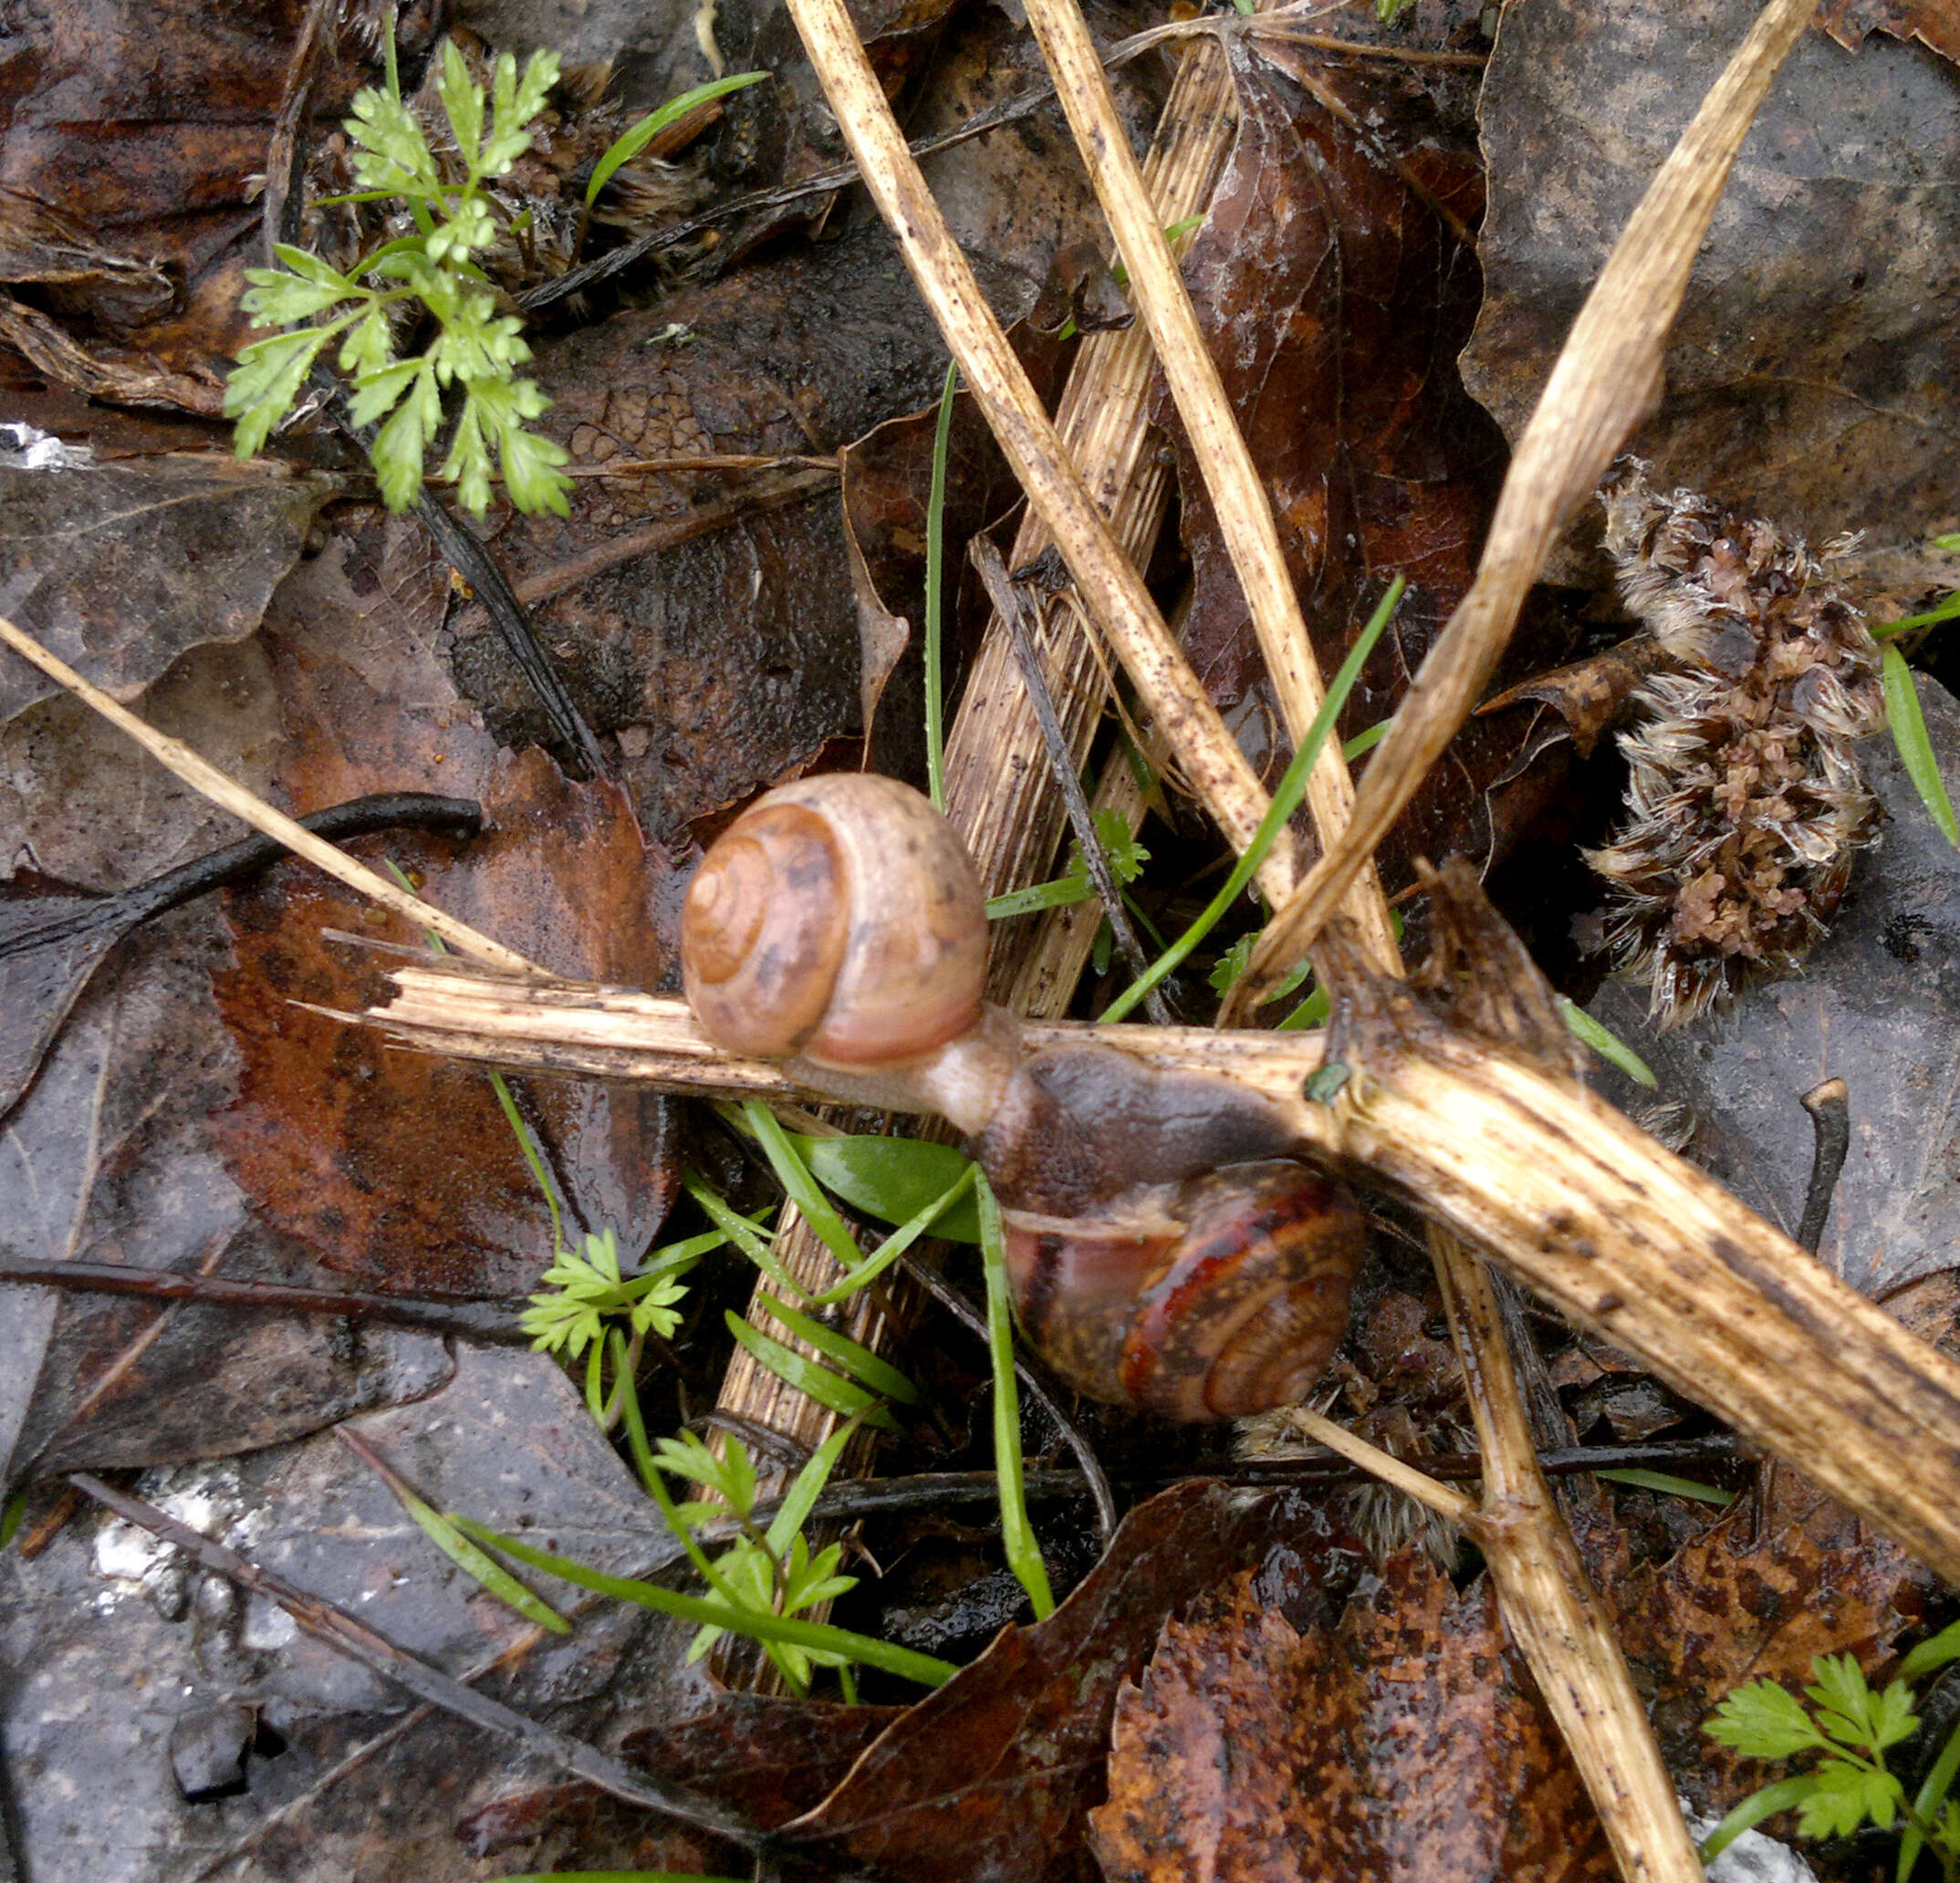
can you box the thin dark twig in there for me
[741,1433,1743,1529]
[412,487,610,777]
[306,366,610,777]
[0,794,483,961]
[67,1473,765,1847]
[1797,1077,1851,1255]
[969,537,1171,1024]
[895,1251,1119,1546]
[0,1258,526,1343]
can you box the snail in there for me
[680,773,1366,1420]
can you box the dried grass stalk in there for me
[783,0,1296,901]
[1225,0,1826,1020]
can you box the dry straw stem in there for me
[1429,1228,1699,1881]
[0,610,545,979]
[353,955,1960,1589]
[783,0,1295,903]
[1018,4,1694,1864]
[707,36,1261,1670]
[942,35,1240,915]
[1225,0,1826,1022]
[1018,0,1399,968]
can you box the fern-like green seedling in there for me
[984,809,1151,921]
[1700,1650,1957,1871]
[522,1225,704,1359]
[225,40,572,518]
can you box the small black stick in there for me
[1,793,483,960]
[969,536,1171,1025]
[1796,1077,1851,1254]
[0,1256,524,1344]
[307,365,610,779]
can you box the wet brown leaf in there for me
[1166,22,1578,888]
[1464,0,1960,574]
[0,0,381,392]
[0,639,470,1486]
[781,1481,1291,1883]
[0,459,330,723]
[1,1344,725,1882]
[1817,0,1960,60]
[214,748,679,1296]
[839,379,1043,741]
[1478,633,1667,760]
[1616,1514,1931,1816]
[1092,1553,1613,1883]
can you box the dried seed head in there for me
[1584,461,1885,1026]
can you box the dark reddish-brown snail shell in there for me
[682,774,989,1069]
[680,773,1366,1422]
[1001,1160,1363,1420]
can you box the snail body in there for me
[680,773,1366,1422]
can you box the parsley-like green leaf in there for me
[1798,1758,1902,1839]
[1705,1678,1830,1760]
[370,361,440,510]
[224,327,337,457]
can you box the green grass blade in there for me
[985,876,1095,921]
[1883,645,1960,846]
[1901,1712,1960,1882]
[725,1312,901,1430]
[763,1417,862,1558]
[682,1172,801,1298]
[976,1174,1056,1619]
[1595,1468,1733,1507]
[1873,589,1960,638]
[451,1517,956,1685]
[741,1102,862,1274]
[1696,1776,1819,1866]
[349,1436,570,1633]
[1558,997,1658,1089]
[1899,1618,1960,1681]
[584,72,767,205]
[1099,576,1404,1024]
[809,1164,979,1307]
[923,359,958,809]
[751,1292,919,1402]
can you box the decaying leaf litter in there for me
[4,0,1960,1877]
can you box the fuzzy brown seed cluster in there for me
[1585,461,1885,1027]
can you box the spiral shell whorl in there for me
[681,774,987,1066]
[1005,1160,1364,1421]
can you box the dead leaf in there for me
[214,748,680,1296]
[0,0,380,390]
[0,1343,726,1882]
[1464,0,1960,574]
[1092,1553,1614,1882]
[1616,1514,1930,1816]
[0,458,330,723]
[839,382,1037,741]
[782,1481,1295,1883]
[1817,0,1960,60]
[1164,28,1579,889]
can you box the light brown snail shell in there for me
[682,775,989,1069]
[1001,1160,1363,1420]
